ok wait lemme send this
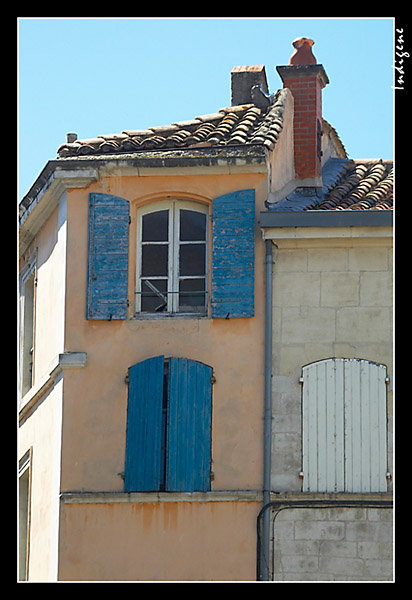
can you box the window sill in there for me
[60,490,393,506]
[60,490,263,504]
[131,313,209,320]
[19,352,87,420]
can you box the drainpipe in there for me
[260,239,273,581]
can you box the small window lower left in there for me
[19,449,32,581]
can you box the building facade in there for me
[18,38,393,581]
[258,42,393,581]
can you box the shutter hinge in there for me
[125,375,130,384]
[299,377,304,384]
[129,216,132,225]
[211,375,216,384]
[209,471,215,481]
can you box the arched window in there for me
[124,356,213,492]
[301,358,388,493]
[86,189,255,320]
[136,200,208,315]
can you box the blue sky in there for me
[18,17,395,199]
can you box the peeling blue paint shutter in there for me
[124,356,164,492]
[166,358,212,492]
[87,193,130,320]
[211,189,255,318]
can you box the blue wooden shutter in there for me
[211,189,255,318]
[124,356,164,492]
[87,193,130,320]
[166,358,212,492]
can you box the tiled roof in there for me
[306,159,393,211]
[57,89,290,158]
[54,87,391,214]
[267,158,393,213]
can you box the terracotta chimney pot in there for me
[289,37,317,65]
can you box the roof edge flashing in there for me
[260,209,393,229]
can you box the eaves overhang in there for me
[19,162,99,257]
[19,144,269,257]
[21,144,268,212]
[260,209,393,230]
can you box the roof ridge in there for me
[56,92,291,158]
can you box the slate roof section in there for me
[57,89,290,158]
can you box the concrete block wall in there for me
[271,504,393,581]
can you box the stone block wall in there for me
[271,503,393,581]
[267,231,393,582]
[271,235,393,492]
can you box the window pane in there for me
[19,467,30,580]
[142,210,169,242]
[180,243,205,276]
[22,271,35,395]
[142,245,168,276]
[141,279,168,312]
[179,279,206,312]
[180,210,206,241]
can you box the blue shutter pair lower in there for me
[124,356,213,493]
[86,190,255,320]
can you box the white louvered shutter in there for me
[302,358,387,493]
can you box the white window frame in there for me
[135,200,208,316]
[19,448,32,581]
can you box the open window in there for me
[86,189,255,320]
[136,200,208,316]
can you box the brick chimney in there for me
[231,65,269,105]
[276,37,329,185]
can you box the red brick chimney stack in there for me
[277,37,329,184]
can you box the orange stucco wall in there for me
[61,172,268,493]
[59,500,259,581]
[54,170,267,580]
[20,168,268,581]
